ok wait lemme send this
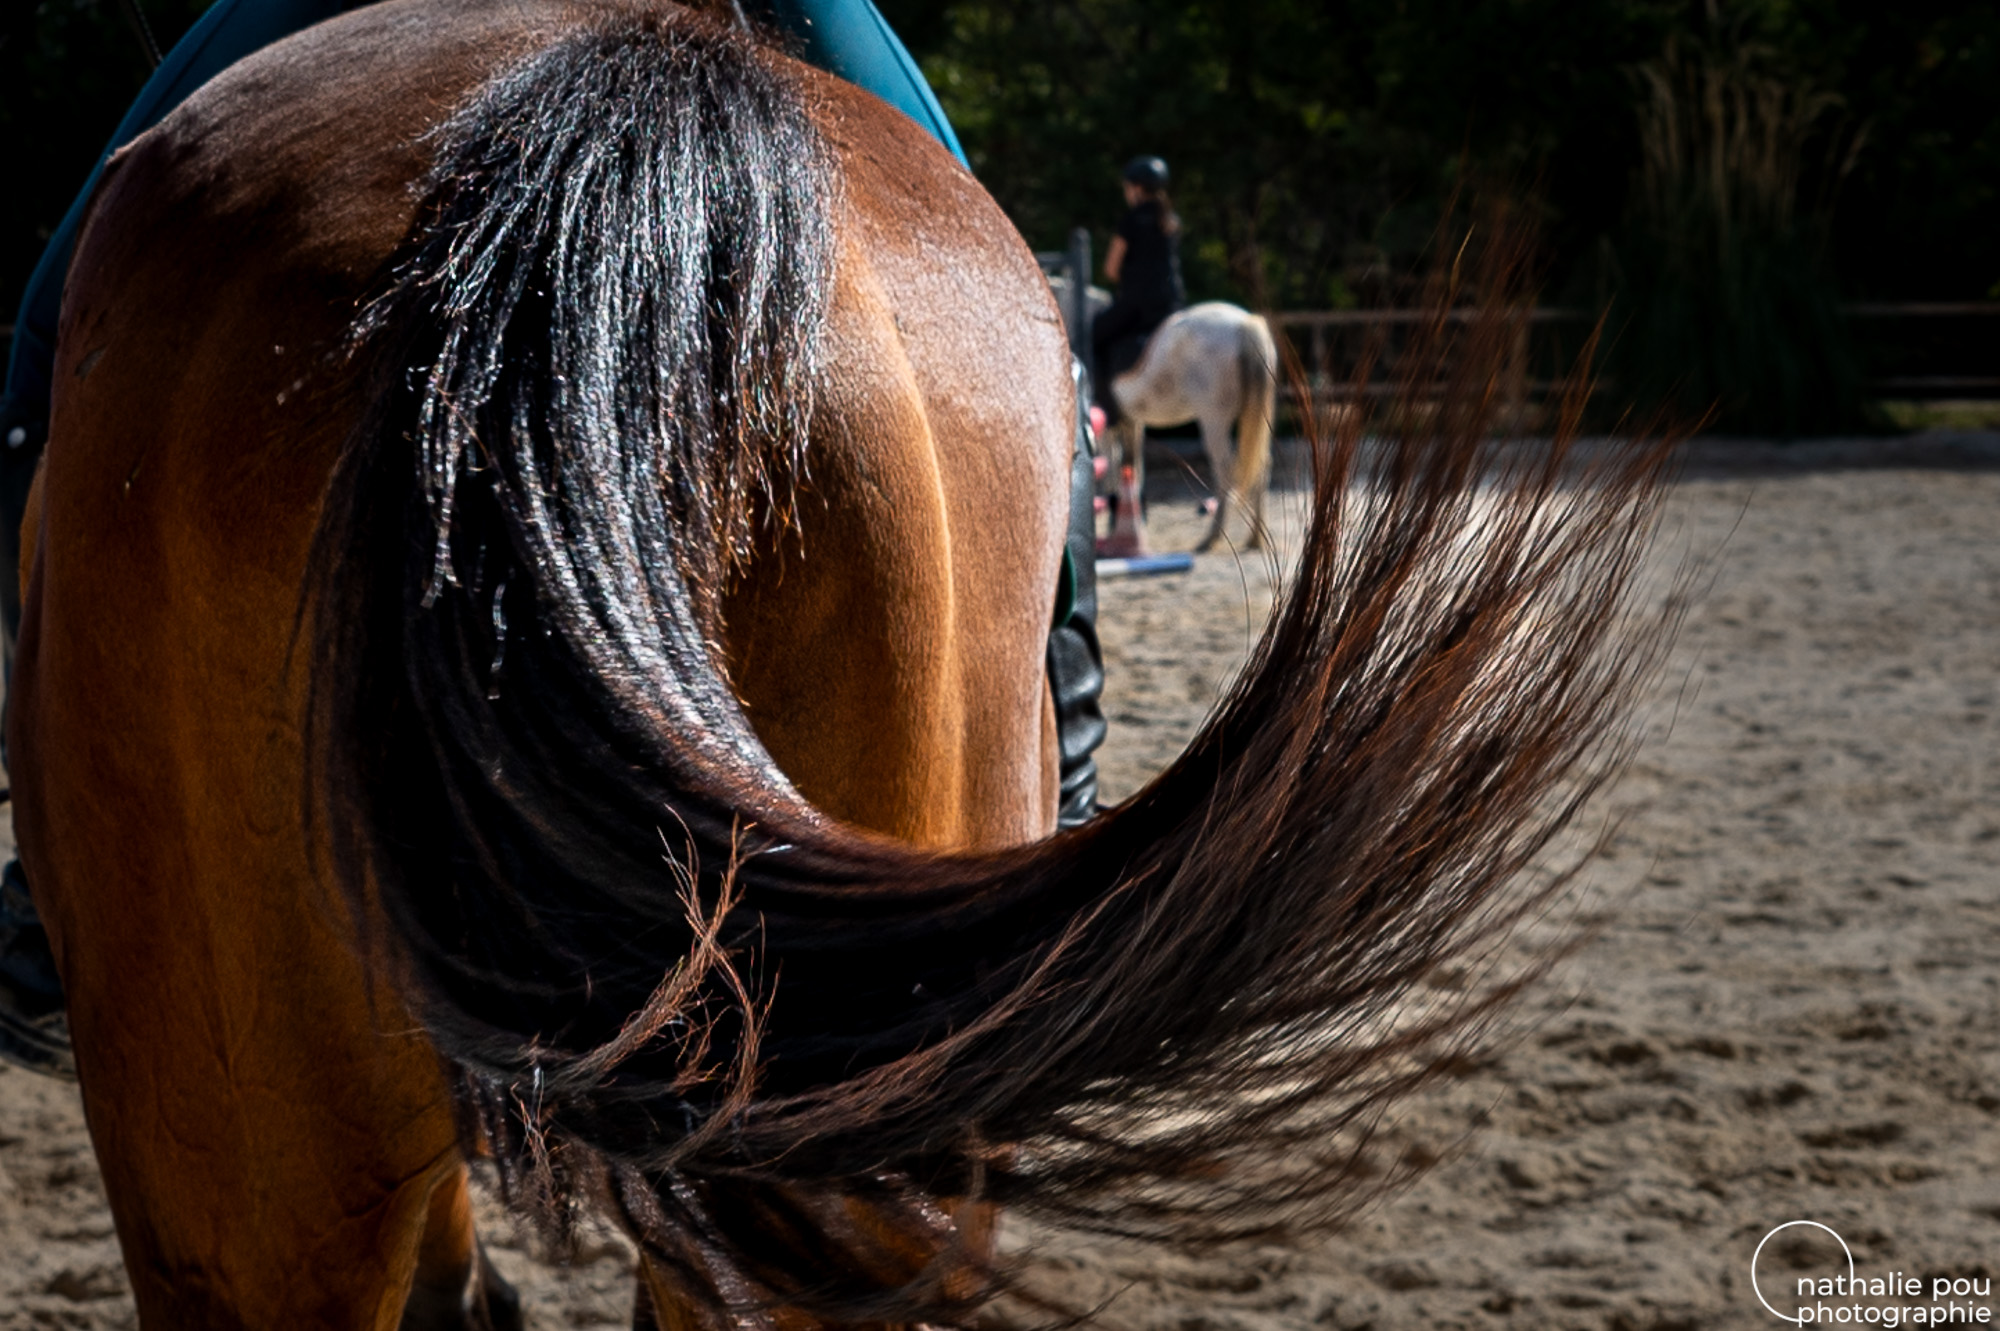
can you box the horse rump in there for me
[307,10,1676,1321]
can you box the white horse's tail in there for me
[1232,313,1278,513]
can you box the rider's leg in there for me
[1089,302,1152,427]
[1051,363,1105,826]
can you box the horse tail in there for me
[1231,311,1278,508]
[309,13,1676,1322]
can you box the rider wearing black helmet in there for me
[1123,154,1169,191]
[1092,155,1187,424]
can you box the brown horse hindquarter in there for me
[723,103,1071,848]
[10,1,1671,1327]
[10,2,1069,1325]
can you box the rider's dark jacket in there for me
[1112,200,1186,320]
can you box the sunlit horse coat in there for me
[11,2,1671,1325]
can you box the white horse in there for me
[1108,301,1278,552]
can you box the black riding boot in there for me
[0,394,72,1078]
[0,859,70,1076]
[1050,361,1107,827]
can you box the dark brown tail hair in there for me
[308,11,1676,1323]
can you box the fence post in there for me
[1067,227,1094,377]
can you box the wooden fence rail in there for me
[1268,303,2000,408]
[1266,308,1583,423]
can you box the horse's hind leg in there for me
[1194,411,1234,553]
[401,1164,523,1331]
[1241,420,1271,553]
[1106,417,1142,501]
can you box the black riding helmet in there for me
[1122,155,1169,190]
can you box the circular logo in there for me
[1752,1221,1856,1323]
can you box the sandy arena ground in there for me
[1,432,1996,1329]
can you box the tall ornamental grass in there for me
[1607,35,1866,436]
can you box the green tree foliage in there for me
[881,0,1998,304]
[6,1,1998,428]
[1,0,211,324]
[880,0,1389,308]
[1814,2,2000,300]
[880,0,1997,430]
[876,0,1688,305]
